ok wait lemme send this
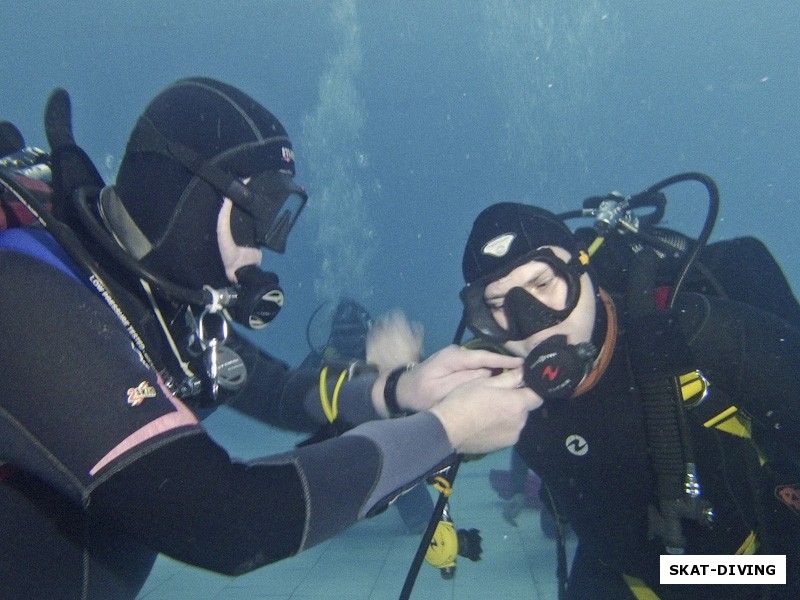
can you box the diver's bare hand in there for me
[429,368,541,455]
[374,345,523,417]
[398,345,522,412]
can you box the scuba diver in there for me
[450,190,800,599]
[301,297,375,368]
[0,78,538,600]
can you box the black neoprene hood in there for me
[462,202,580,285]
[113,77,297,290]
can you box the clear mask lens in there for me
[260,189,307,253]
[229,171,308,253]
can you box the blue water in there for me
[3,1,798,597]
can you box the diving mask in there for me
[460,248,585,343]
[227,170,307,253]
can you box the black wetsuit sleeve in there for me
[88,432,308,576]
[89,412,454,575]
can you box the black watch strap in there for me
[383,364,415,417]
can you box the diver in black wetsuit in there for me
[0,79,538,600]
[453,201,799,599]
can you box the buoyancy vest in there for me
[0,226,81,280]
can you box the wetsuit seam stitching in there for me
[0,406,87,500]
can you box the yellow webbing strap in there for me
[681,371,767,467]
[622,531,757,599]
[679,370,709,408]
[736,530,759,555]
[319,366,347,424]
[587,236,605,257]
[703,405,753,439]
[622,575,661,600]
[679,370,756,442]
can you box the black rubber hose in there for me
[71,185,209,306]
[643,172,719,307]
[398,459,462,600]
[398,312,469,599]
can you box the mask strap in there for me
[132,116,290,215]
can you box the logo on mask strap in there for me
[482,233,516,257]
[281,146,294,163]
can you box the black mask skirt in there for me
[460,248,585,343]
